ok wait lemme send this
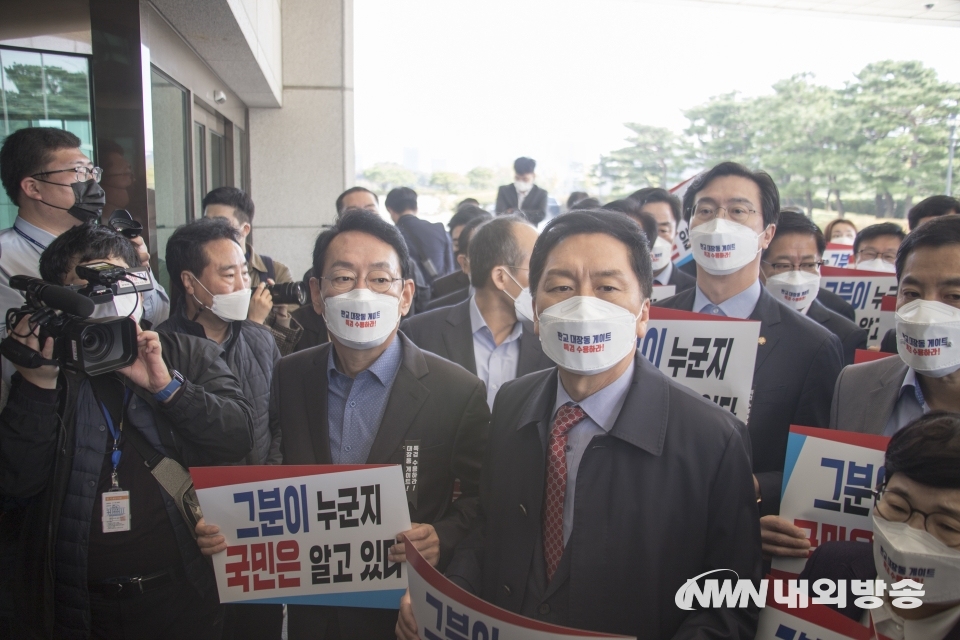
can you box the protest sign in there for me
[650,285,676,303]
[853,350,895,365]
[877,294,897,348]
[820,267,898,347]
[756,586,872,640]
[405,537,632,640]
[822,243,855,269]
[671,218,693,268]
[642,307,760,423]
[192,464,411,607]
[772,427,889,577]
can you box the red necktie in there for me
[542,403,585,582]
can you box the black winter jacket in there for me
[0,331,254,639]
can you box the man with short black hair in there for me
[402,215,553,409]
[0,222,253,639]
[0,128,169,334]
[422,214,490,311]
[386,187,455,287]
[760,210,866,365]
[495,157,548,225]
[854,222,907,273]
[432,205,492,299]
[628,187,696,292]
[656,161,843,519]
[397,210,760,638]
[907,194,959,231]
[198,208,490,640]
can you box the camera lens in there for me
[81,324,115,362]
[262,281,307,306]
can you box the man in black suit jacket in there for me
[199,210,489,640]
[758,211,866,365]
[654,163,843,520]
[402,216,553,407]
[398,210,761,639]
[629,187,697,293]
[386,187,455,286]
[817,286,857,321]
[495,157,548,225]
[798,413,960,637]
[431,207,491,299]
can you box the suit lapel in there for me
[442,300,477,374]
[517,321,542,377]
[862,358,908,434]
[366,336,431,463]
[304,345,333,464]
[750,289,782,374]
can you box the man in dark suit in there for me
[198,209,490,640]
[798,412,960,637]
[387,187,455,286]
[397,210,761,639]
[630,187,697,292]
[495,157,548,225]
[421,214,490,312]
[430,206,491,300]
[817,286,857,322]
[653,162,843,526]
[402,215,553,408]
[759,210,866,365]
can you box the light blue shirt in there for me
[469,295,522,409]
[693,279,762,319]
[552,359,635,545]
[326,337,404,464]
[883,367,929,436]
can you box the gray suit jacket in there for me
[829,354,907,435]
[400,297,554,378]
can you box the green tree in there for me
[361,163,416,192]
[596,124,686,191]
[683,92,760,169]
[429,171,467,193]
[847,60,960,217]
[466,166,495,190]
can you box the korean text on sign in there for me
[772,427,889,577]
[820,267,897,348]
[192,464,411,607]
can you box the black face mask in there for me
[38,179,106,224]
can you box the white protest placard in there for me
[756,591,872,640]
[650,285,676,303]
[820,267,898,347]
[641,307,760,423]
[822,243,855,269]
[772,426,889,577]
[405,538,633,640]
[192,464,411,607]
[671,218,693,269]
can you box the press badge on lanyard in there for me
[101,390,132,533]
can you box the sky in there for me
[353,0,960,189]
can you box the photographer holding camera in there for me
[202,187,303,355]
[0,222,254,639]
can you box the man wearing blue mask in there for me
[396,209,761,639]
[401,215,553,409]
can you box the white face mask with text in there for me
[537,296,638,374]
[323,288,402,349]
[690,218,769,276]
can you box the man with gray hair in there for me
[401,215,553,408]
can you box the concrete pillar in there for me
[249,0,354,281]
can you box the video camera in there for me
[1,264,154,376]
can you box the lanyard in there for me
[13,225,48,252]
[100,388,131,490]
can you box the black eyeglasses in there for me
[32,166,103,183]
[874,484,960,548]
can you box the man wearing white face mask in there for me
[655,161,844,522]
[628,187,697,292]
[396,210,760,639]
[760,211,866,365]
[798,411,960,639]
[495,157,548,225]
[401,215,554,409]
[854,222,906,273]
[196,209,490,640]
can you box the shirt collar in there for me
[654,261,673,286]
[327,334,404,387]
[246,244,267,273]
[553,358,635,433]
[14,217,57,248]
[898,367,928,410]
[469,294,522,343]
[693,279,762,319]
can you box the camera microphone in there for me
[9,276,96,318]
